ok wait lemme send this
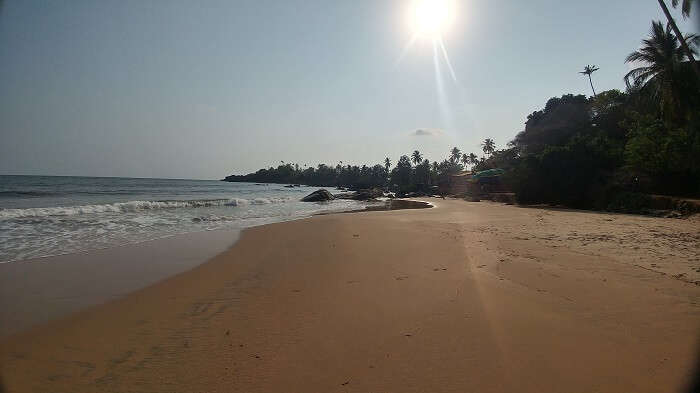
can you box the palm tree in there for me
[421,159,431,185]
[625,21,699,118]
[579,65,599,97]
[657,0,700,79]
[449,147,461,164]
[460,153,469,167]
[481,139,496,158]
[468,153,479,168]
[411,150,423,165]
[384,157,391,183]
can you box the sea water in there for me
[0,176,367,263]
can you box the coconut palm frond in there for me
[624,67,658,88]
[681,34,700,57]
[671,0,693,17]
[625,19,698,119]
[579,65,599,75]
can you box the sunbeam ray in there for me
[433,39,453,133]
[394,33,420,68]
[438,36,458,82]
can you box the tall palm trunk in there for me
[587,74,597,97]
[657,0,700,80]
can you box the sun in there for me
[396,0,459,82]
[411,0,452,37]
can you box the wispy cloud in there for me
[410,128,443,137]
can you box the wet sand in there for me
[1,199,699,392]
[0,229,239,337]
[0,200,429,338]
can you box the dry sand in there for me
[1,199,699,392]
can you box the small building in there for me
[448,171,473,195]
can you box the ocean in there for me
[0,175,368,263]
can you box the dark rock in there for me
[353,188,384,201]
[335,188,385,201]
[301,189,335,202]
[334,192,356,200]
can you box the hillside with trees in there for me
[476,19,699,210]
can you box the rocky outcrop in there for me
[334,192,356,200]
[354,188,384,200]
[301,189,335,202]
[334,188,385,201]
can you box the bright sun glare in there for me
[412,0,451,37]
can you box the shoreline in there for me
[0,198,431,337]
[1,198,698,392]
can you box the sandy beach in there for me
[0,229,239,337]
[1,199,699,392]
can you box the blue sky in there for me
[0,0,695,179]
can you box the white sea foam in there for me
[0,178,368,263]
[0,197,295,220]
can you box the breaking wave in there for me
[0,197,294,220]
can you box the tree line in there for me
[223,141,495,193]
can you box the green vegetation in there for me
[479,19,700,210]
[226,18,699,210]
[658,0,700,80]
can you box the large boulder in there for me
[301,189,335,202]
[333,188,385,201]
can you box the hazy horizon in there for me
[1,0,695,180]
